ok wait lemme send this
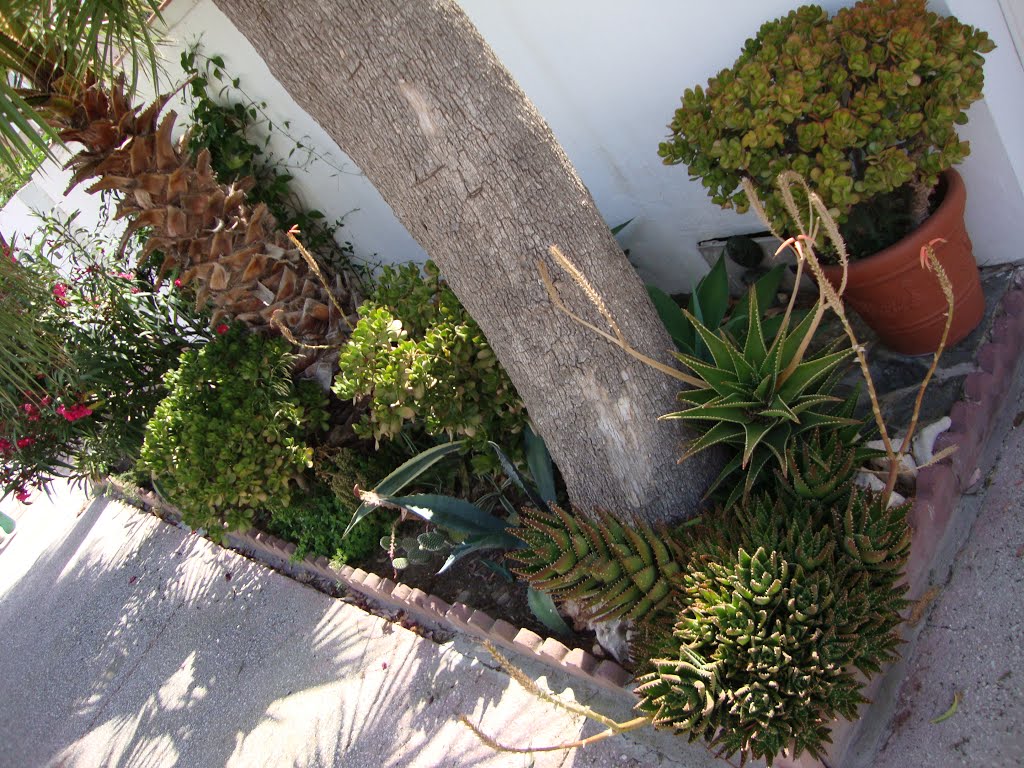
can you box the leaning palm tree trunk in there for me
[58,81,359,382]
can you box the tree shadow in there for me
[0,487,712,767]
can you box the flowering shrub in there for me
[0,213,209,500]
[139,327,328,538]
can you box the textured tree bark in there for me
[212,0,719,524]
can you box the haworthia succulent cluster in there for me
[633,487,911,766]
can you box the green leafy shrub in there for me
[334,261,527,465]
[634,486,911,766]
[659,0,994,258]
[139,328,327,537]
[265,486,393,565]
[1,213,208,500]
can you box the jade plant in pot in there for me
[659,0,995,354]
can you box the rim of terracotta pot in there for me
[822,168,966,287]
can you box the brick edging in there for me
[97,478,634,700]
[905,280,1024,601]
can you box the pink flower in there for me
[173,278,183,288]
[56,404,93,422]
[216,323,230,335]
[117,271,133,280]
[15,488,30,502]
[0,438,11,453]
[16,437,34,449]
[21,403,40,422]
[52,283,70,308]
[40,395,51,406]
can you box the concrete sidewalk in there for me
[0,481,715,768]
[866,383,1024,768]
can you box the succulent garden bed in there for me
[2,1,1012,765]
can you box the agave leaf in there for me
[524,425,557,504]
[526,587,574,637]
[438,531,525,574]
[371,493,510,536]
[489,439,549,512]
[344,441,465,535]
[0,510,15,535]
[648,284,693,353]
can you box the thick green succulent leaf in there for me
[345,440,466,535]
[675,422,745,463]
[438,531,523,573]
[692,255,731,333]
[524,425,557,504]
[777,347,853,402]
[681,309,738,373]
[527,587,574,637]
[648,285,694,353]
[368,493,509,536]
[741,288,768,367]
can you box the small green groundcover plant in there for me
[334,260,527,468]
[139,327,327,537]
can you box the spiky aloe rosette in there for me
[663,289,858,505]
[508,504,685,623]
[633,487,911,766]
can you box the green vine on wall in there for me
[180,47,360,277]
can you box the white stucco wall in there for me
[3,0,1022,292]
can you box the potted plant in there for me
[658,0,995,354]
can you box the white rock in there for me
[854,471,906,507]
[912,416,952,466]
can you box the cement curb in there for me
[97,276,1024,766]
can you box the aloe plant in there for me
[663,288,857,504]
[647,255,785,363]
[509,504,684,623]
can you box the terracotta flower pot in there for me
[820,169,983,355]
